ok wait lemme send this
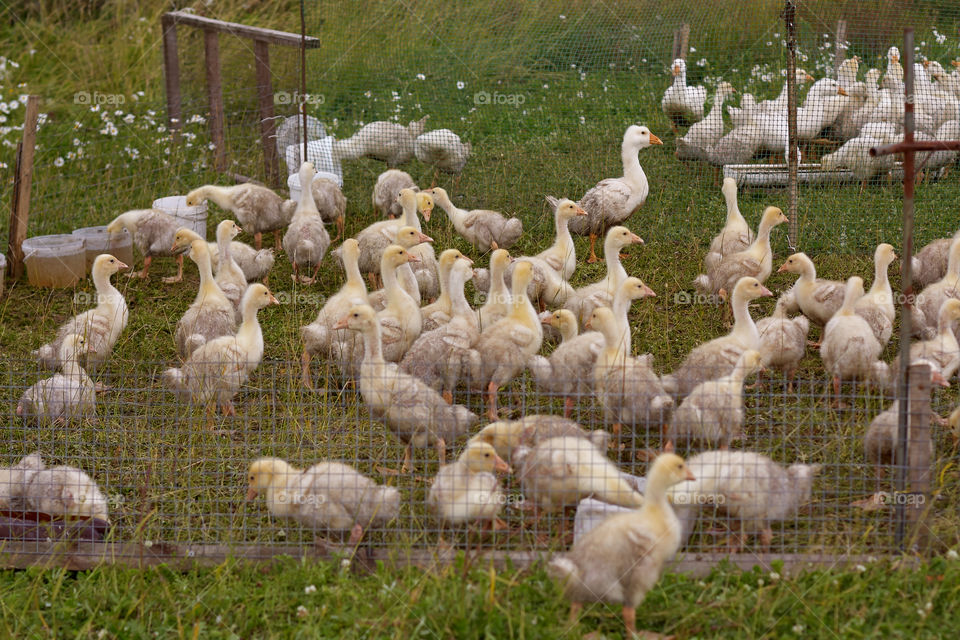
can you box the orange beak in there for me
[804,73,815,82]
[760,286,773,297]
[421,208,432,222]
[460,255,474,265]
[837,87,848,96]
[332,316,350,330]
[643,284,656,298]
[493,454,512,474]
[245,487,258,501]
[648,133,663,145]
[575,206,588,217]
[236,225,243,233]
[115,260,129,270]
[672,64,680,76]
[418,232,434,244]
[933,371,950,387]
[630,233,644,245]
[268,294,280,305]
[406,253,421,263]
[583,319,592,330]
[923,59,930,68]
[685,469,696,482]
[777,263,788,273]
[952,60,960,69]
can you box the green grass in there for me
[2,556,960,638]
[3,0,960,629]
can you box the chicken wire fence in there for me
[0,357,957,560]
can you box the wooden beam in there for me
[672,23,690,61]
[871,140,960,156]
[254,40,280,187]
[160,13,182,133]
[833,20,847,78]
[204,29,227,171]
[6,95,40,280]
[164,11,320,48]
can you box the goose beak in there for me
[575,206,588,217]
[460,255,474,265]
[418,232,434,244]
[406,253,421,263]
[494,454,512,474]
[837,87,848,96]
[643,284,656,298]
[760,286,773,297]
[630,233,644,245]
[923,59,930,68]
[115,261,129,270]
[804,73,815,82]
[235,225,243,233]
[892,55,899,64]
[508,256,517,263]
[685,469,696,482]
[583,319,592,330]
[672,64,680,76]
[539,311,553,325]
[421,207,433,222]
[245,487,258,501]
[952,60,960,69]
[332,316,350,330]
[268,294,280,305]
[933,371,950,387]
[648,133,663,145]
[777,263,788,273]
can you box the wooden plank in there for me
[833,20,847,78]
[160,13,182,133]
[906,362,933,552]
[6,95,40,280]
[678,23,690,60]
[671,28,681,61]
[164,11,320,48]
[204,29,227,171]
[254,40,280,187]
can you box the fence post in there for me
[833,20,847,78]
[671,23,690,61]
[904,362,933,552]
[161,13,182,136]
[6,95,40,280]
[784,0,799,249]
[253,40,280,187]
[204,29,228,171]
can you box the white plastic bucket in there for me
[22,234,87,288]
[152,196,208,237]
[0,252,6,297]
[283,135,343,186]
[287,169,343,202]
[72,225,135,271]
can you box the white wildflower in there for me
[559,14,566,20]
[53,156,64,167]
[578,115,585,124]
[123,113,135,124]
[697,58,707,67]
[769,572,781,581]
[304,584,317,594]
[296,605,308,618]
[854,564,867,573]
[456,81,465,90]
[689,46,696,52]
[416,73,425,80]
[363,90,372,98]
[792,624,804,634]
[946,549,958,559]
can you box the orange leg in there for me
[622,606,637,637]
[254,232,263,250]
[586,234,599,263]
[435,438,447,466]
[442,389,453,405]
[301,350,313,389]
[563,396,575,418]
[485,381,499,421]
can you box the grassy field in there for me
[2,0,960,633]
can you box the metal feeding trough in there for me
[723,163,905,187]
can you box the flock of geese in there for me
[6,53,960,637]
[664,51,960,190]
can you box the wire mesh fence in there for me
[3,1,960,566]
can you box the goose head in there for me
[888,47,900,65]
[624,124,663,149]
[618,276,656,300]
[395,225,433,249]
[671,58,686,77]
[605,225,644,256]
[511,260,535,293]
[380,244,419,273]
[555,198,587,222]
[874,243,897,270]
[426,186,451,209]
[777,252,814,276]
[461,440,512,474]
[92,253,129,277]
[488,248,512,275]
[59,333,93,363]
[245,457,295,500]
[647,453,696,494]
[759,205,788,231]
[171,227,205,253]
[338,238,360,268]
[438,248,472,272]
[796,68,815,84]
[184,188,208,208]
[865,68,882,86]
[416,192,434,221]
[217,219,242,242]
[332,304,378,333]
[241,283,279,314]
[540,308,578,337]
[730,276,773,304]
[715,81,737,102]
[298,161,317,191]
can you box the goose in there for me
[0,453,44,510]
[185,182,292,251]
[756,68,815,115]
[372,169,417,219]
[207,240,275,282]
[527,309,604,417]
[840,69,883,139]
[549,453,694,639]
[367,245,423,364]
[663,277,772,399]
[164,284,277,416]
[912,230,960,289]
[706,120,764,166]
[590,305,673,442]
[898,300,960,385]
[911,235,960,340]
[105,209,186,282]
[282,162,331,285]
[416,247,467,331]
[502,254,575,311]
[821,277,887,404]
[661,58,707,129]
[694,206,788,296]
[759,79,849,154]
[538,197,588,279]
[563,226,644,326]
[470,261,544,420]
[428,187,522,252]
[355,188,433,288]
[476,249,513,330]
[171,233,237,358]
[917,120,960,178]
[213,220,247,314]
[881,47,903,91]
[428,440,511,528]
[368,226,431,311]
[332,116,428,166]
[472,415,610,460]
[300,239,368,388]
[246,457,400,546]
[676,81,737,161]
[567,125,663,263]
[18,460,110,522]
[703,177,755,274]
[727,92,757,129]
[777,252,846,327]
[821,130,898,194]
[400,257,481,403]
[756,293,810,390]
[854,243,897,347]
[33,254,129,373]
[334,304,479,470]
[16,335,95,425]
[414,129,472,186]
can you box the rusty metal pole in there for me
[784,0,799,249]
[895,28,916,551]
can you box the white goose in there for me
[661,58,707,130]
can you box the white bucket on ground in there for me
[284,136,343,187]
[0,252,6,297]
[152,196,208,237]
[287,169,343,203]
[72,225,135,271]
[22,234,87,288]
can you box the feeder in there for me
[22,234,87,288]
[152,196,208,237]
[72,225,135,271]
[287,168,344,203]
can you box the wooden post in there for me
[6,95,40,280]
[672,23,690,60]
[785,1,799,249]
[833,20,847,78]
[204,29,227,171]
[253,40,280,187]
[905,362,933,552]
[161,13,182,134]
